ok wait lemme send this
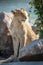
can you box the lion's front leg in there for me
[12,37,19,58]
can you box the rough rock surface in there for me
[0,12,14,58]
[19,39,43,60]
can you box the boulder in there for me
[18,39,43,61]
[0,12,14,59]
[32,26,37,33]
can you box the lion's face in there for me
[11,8,28,22]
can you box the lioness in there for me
[9,8,39,57]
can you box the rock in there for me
[18,39,43,61]
[0,55,18,64]
[0,12,14,58]
[32,26,37,33]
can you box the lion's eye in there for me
[21,19,26,21]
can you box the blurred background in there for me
[0,0,29,12]
[0,0,37,25]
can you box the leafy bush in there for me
[28,0,43,38]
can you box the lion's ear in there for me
[20,8,25,11]
[11,10,16,14]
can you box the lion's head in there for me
[11,8,28,22]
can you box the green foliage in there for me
[28,0,43,38]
